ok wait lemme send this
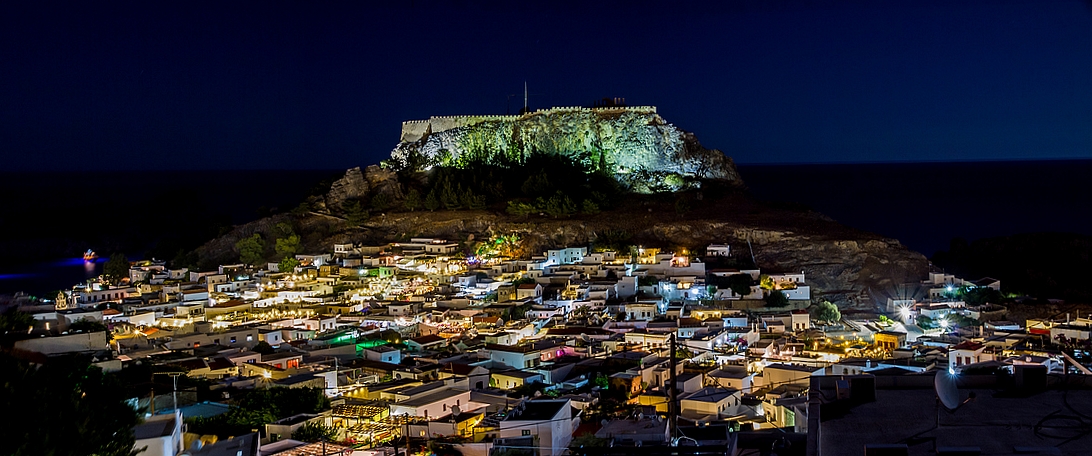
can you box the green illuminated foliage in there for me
[812,300,841,324]
[236,234,265,265]
[275,235,300,258]
[279,256,300,273]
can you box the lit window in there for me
[522,430,531,436]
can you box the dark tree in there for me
[725,273,754,297]
[765,290,790,307]
[403,188,421,211]
[104,253,130,284]
[69,318,108,334]
[253,341,276,355]
[0,354,142,456]
[343,200,369,226]
[0,308,34,334]
[423,189,440,211]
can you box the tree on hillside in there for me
[104,253,130,284]
[545,192,576,218]
[403,188,421,211]
[0,354,142,456]
[581,199,600,215]
[236,234,265,265]
[275,234,300,259]
[811,300,841,324]
[343,200,369,225]
[424,189,440,211]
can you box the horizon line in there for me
[2,157,1092,173]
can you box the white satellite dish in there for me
[934,372,962,410]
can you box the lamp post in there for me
[155,372,183,413]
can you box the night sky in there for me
[3,1,1092,171]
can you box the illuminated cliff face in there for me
[388,106,741,192]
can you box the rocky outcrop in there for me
[388,107,742,192]
[323,167,369,211]
[322,165,403,213]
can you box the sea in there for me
[2,160,1090,296]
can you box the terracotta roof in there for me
[207,357,236,371]
[951,340,985,351]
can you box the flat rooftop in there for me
[506,400,567,421]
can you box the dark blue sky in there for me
[3,1,1091,170]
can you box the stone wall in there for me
[399,106,658,143]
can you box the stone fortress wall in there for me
[399,106,658,143]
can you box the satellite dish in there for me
[451,405,461,416]
[934,372,961,410]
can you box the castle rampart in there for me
[399,106,658,143]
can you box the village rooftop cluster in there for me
[5,236,1092,456]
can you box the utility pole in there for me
[155,372,183,413]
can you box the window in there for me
[522,430,531,436]
[230,337,237,344]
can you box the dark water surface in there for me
[739,160,1092,257]
[0,169,341,295]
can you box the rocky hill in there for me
[194,189,928,309]
[387,106,741,193]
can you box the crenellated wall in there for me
[399,106,657,143]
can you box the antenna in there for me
[934,372,961,410]
[524,81,528,112]
[935,371,975,411]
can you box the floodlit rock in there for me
[325,167,369,210]
[389,106,742,192]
